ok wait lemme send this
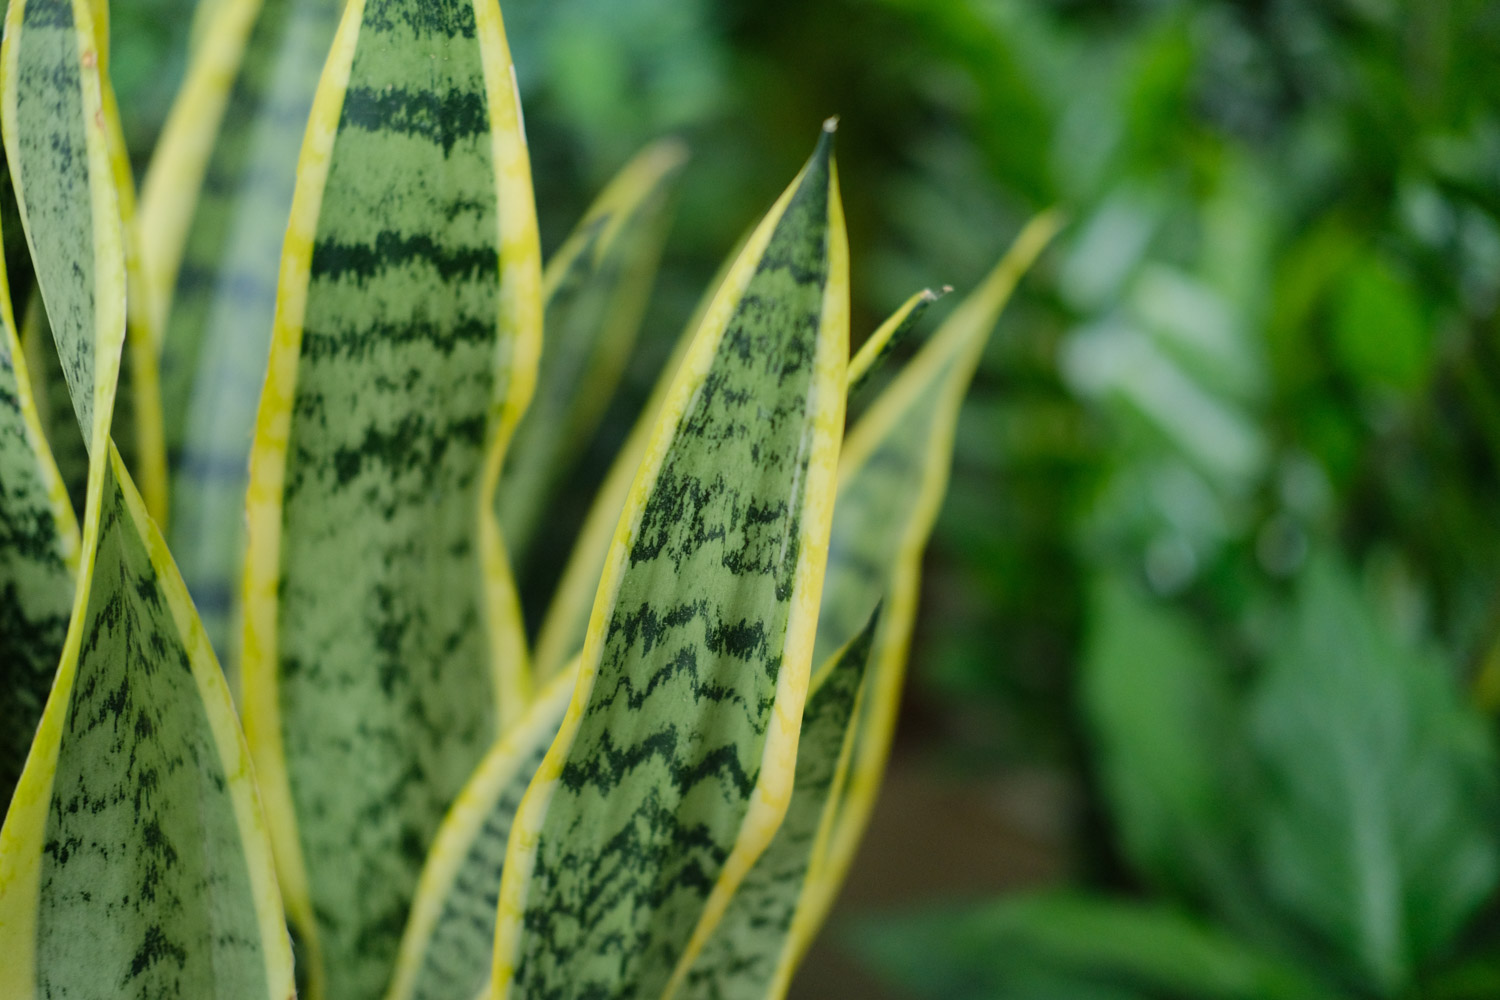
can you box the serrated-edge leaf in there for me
[239,1,542,996]
[792,211,1062,952]
[0,443,295,1000]
[677,609,879,1000]
[0,0,126,460]
[386,663,577,1000]
[497,137,687,560]
[491,122,849,1000]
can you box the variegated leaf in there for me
[239,2,542,997]
[498,138,686,564]
[491,122,849,1000]
[0,213,78,813]
[677,608,880,1000]
[18,296,88,518]
[386,665,575,1000]
[846,287,942,394]
[141,0,346,666]
[795,212,1062,947]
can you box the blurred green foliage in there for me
[108,0,1500,995]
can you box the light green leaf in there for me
[386,665,575,1000]
[491,121,849,1000]
[0,212,78,812]
[18,296,88,518]
[530,222,750,682]
[498,137,687,563]
[678,608,880,1000]
[238,2,542,997]
[0,447,295,1000]
[141,0,345,666]
[1249,556,1500,994]
[853,894,1346,1000]
[798,213,1061,940]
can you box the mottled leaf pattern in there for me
[19,299,88,518]
[239,2,542,997]
[0,214,77,812]
[0,0,127,457]
[678,610,879,1000]
[498,138,686,563]
[0,449,294,1000]
[387,667,575,1000]
[143,0,345,665]
[492,124,849,1000]
[797,213,1062,943]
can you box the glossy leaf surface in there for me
[492,124,849,1000]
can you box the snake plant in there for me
[0,0,1055,997]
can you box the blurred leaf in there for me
[1331,252,1432,397]
[1249,556,1500,993]
[852,894,1344,1000]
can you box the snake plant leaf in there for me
[678,608,880,1000]
[0,445,295,1000]
[498,138,687,564]
[0,0,127,460]
[491,121,849,1000]
[386,665,576,1000]
[0,221,78,814]
[846,287,944,394]
[530,223,750,682]
[19,298,88,518]
[140,0,345,665]
[239,1,542,997]
[796,212,1062,943]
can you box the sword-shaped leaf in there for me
[846,287,943,394]
[498,138,686,563]
[141,0,345,666]
[0,215,78,813]
[794,212,1062,947]
[491,121,849,1000]
[19,300,88,518]
[386,665,576,1000]
[676,608,880,1000]
[0,447,296,1000]
[240,2,542,996]
[0,5,293,994]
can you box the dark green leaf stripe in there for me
[1,0,128,457]
[678,609,880,1000]
[141,0,345,666]
[387,666,575,1000]
[0,446,294,1000]
[498,138,686,564]
[0,213,78,813]
[492,123,849,1000]
[797,213,1062,942]
[240,2,542,997]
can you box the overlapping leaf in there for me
[386,666,576,1000]
[491,123,849,1000]
[796,213,1062,945]
[0,2,293,996]
[141,0,345,665]
[678,609,879,1000]
[238,1,542,996]
[498,138,686,564]
[0,216,77,812]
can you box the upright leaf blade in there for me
[492,122,849,1000]
[387,666,576,1000]
[498,138,686,563]
[0,212,78,812]
[0,448,296,1000]
[795,213,1061,946]
[677,609,880,1000]
[240,2,542,996]
[141,0,346,665]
